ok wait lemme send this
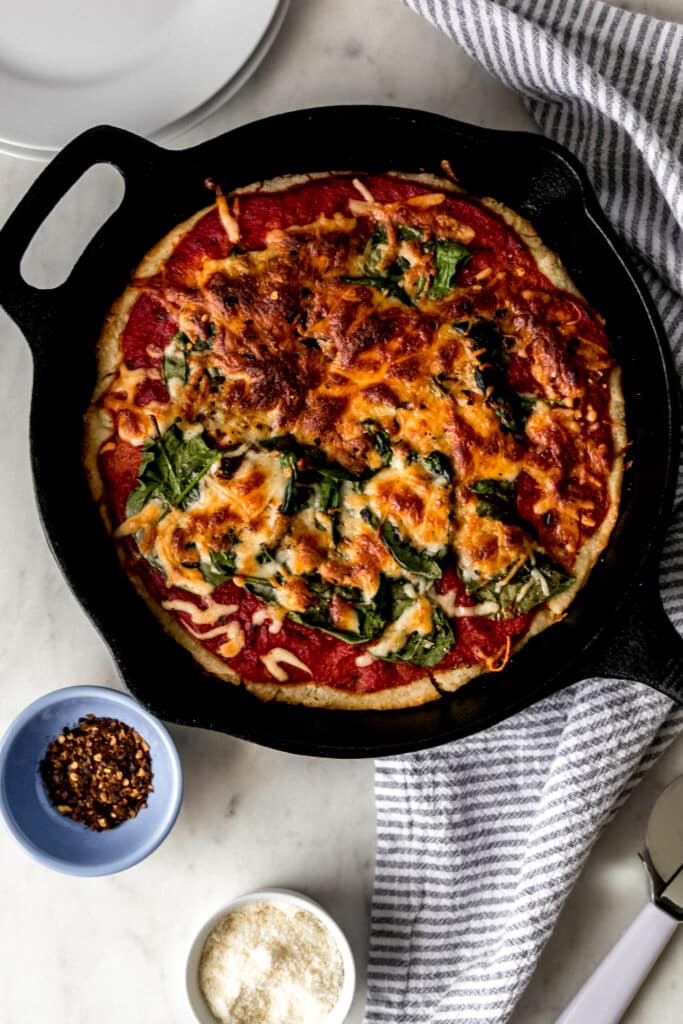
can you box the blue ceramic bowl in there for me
[0,685,183,876]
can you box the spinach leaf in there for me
[217,449,244,480]
[261,438,359,517]
[243,577,277,601]
[363,224,388,274]
[199,545,278,598]
[470,478,517,524]
[467,553,574,613]
[456,320,534,436]
[351,229,469,305]
[423,450,453,481]
[279,451,312,516]
[259,434,296,452]
[343,223,433,304]
[125,420,219,518]
[205,366,225,385]
[363,420,393,466]
[317,464,353,511]
[289,576,387,644]
[316,464,354,542]
[519,395,539,418]
[199,547,237,587]
[428,240,471,299]
[380,521,443,579]
[319,475,342,513]
[134,530,168,579]
[429,374,450,397]
[360,507,380,529]
[192,338,213,352]
[162,332,189,386]
[211,548,237,575]
[341,274,412,306]
[193,321,216,351]
[465,320,507,373]
[378,576,415,621]
[488,392,533,435]
[257,545,277,564]
[380,603,455,667]
[261,436,327,470]
[398,224,423,242]
[363,223,423,273]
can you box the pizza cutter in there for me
[555,777,683,1023]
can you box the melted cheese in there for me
[185,621,240,641]
[115,500,163,540]
[433,591,500,618]
[367,597,433,659]
[363,460,451,555]
[250,605,287,633]
[94,177,618,678]
[216,192,240,243]
[260,648,312,682]
[218,621,245,658]
[162,599,238,623]
[101,366,170,445]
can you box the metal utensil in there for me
[556,776,683,1023]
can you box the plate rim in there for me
[0,0,289,161]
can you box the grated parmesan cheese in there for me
[198,900,344,1024]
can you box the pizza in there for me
[83,169,625,710]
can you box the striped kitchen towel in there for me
[366,2,683,1022]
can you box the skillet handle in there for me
[0,125,164,338]
[578,565,683,703]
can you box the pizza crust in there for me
[83,169,626,711]
[480,197,585,299]
[245,677,441,710]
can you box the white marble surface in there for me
[1,1,683,1022]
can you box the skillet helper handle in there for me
[554,901,677,1024]
[0,125,160,338]
[579,566,683,703]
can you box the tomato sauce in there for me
[134,378,169,407]
[164,208,231,287]
[121,292,177,370]
[99,439,142,522]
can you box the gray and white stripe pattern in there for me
[366,2,683,1020]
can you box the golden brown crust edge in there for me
[82,172,626,710]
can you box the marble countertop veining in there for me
[1,1,683,1021]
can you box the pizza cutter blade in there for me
[554,776,683,1024]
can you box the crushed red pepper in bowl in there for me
[39,714,153,831]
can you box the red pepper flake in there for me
[40,715,154,832]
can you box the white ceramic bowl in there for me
[186,888,356,1024]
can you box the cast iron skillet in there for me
[1,106,682,757]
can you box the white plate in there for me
[0,0,285,159]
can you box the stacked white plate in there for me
[0,0,289,160]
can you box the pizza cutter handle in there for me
[0,125,165,341]
[578,564,683,704]
[554,901,677,1024]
